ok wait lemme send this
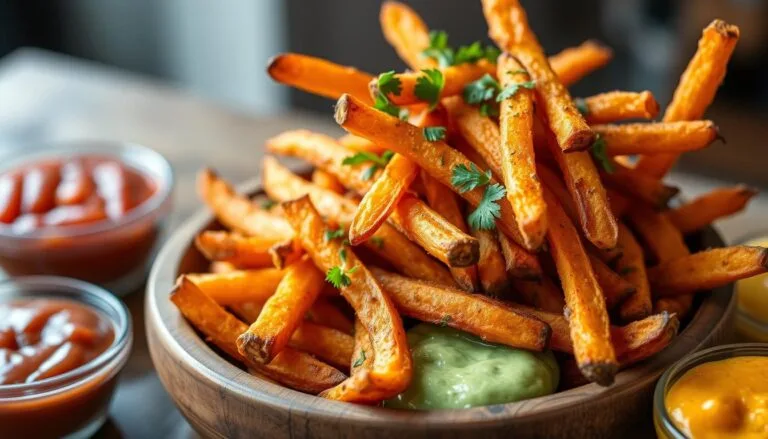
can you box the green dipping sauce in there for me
[384,324,559,410]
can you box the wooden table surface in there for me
[0,48,341,439]
[1,48,765,439]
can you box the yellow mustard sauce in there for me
[665,356,768,438]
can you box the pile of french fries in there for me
[171,0,765,402]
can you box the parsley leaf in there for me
[590,135,614,173]
[496,80,536,102]
[361,165,378,181]
[439,314,452,327]
[463,74,500,105]
[352,349,367,368]
[454,41,484,65]
[422,30,501,67]
[467,183,506,230]
[423,126,447,142]
[260,199,276,210]
[343,150,394,167]
[326,266,351,288]
[479,103,499,118]
[451,163,491,193]
[370,236,384,249]
[483,46,502,63]
[377,70,402,97]
[423,30,453,67]
[339,248,347,264]
[324,226,345,242]
[373,92,401,117]
[414,69,444,109]
[574,98,589,115]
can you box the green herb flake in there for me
[260,199,277,210]
[377,70,402,97]
[373,92,401,117]
[414,69,445,109]
[439,314,452,327]
[423,126,447,142]
[323,226,345,242]
[339,248,348,265]
[496,80,536,102]
[325,266,352,288]
[463,74,500,105]
[574,98,589,116]
[467,183,506,230]
[352,349,367,368]
[590,135,615,173]
[370,236,384,249]
[451,163,492,193]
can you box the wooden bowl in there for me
[145,178,735,439]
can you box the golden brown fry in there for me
[171,277,346,393]
[588,253,635,310]
[237,257,325,364]
[497,233,543,280]
[379,1,435,70]
[579,91,659,124]
[472,228,510,296]
[282,196,411,401]
[311,169,346,194]
[391,192,479,268]
[376,64,487,106]
[420,172,479,288]
[371,268,550,351]
[335,94,532,249]
[262,157,454,285]
[305,299,354,334]
[549,40,613,87]
[616,223,652,322]
[650,246,768,296]
[594,120,719,156]
[349,154,418,245]
[511,277,565,314]
[350,319,374,374]
[497,54,547,248]
[186,269,284,305]
[268,238,304,269]
[542,130,618,249]
[668,185,758,234]
[267,53,374,105]
[195,231,277,268]
[602,160,680,209]
[635,20,739,178]
[482,0,594,152]
[338,134,385,154]
[197,169,294,239]
[290,322,355,370]
[543,188,617,385]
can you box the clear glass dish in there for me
[0,140,174,295]
[0,276,132,439]
[653,343,768,438]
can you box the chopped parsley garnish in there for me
[590,135,614,173]
[325,247,358,289]
[451,163,492,192]
[323,226,345,242]
[422,30,501,67]
[463,74,535,117]
[496,80,536,102]
[574,98,589,115]
[467,183,506,230]
[439,314,452,327]
[370,236,384,249]
[423,126,447,142]
[338,247,348,264]
[414,69,444,109]
[260,199,276,210]
[373,92,401,117]
[343,150,395,181]
[377,70,402,97]
[352,349,367,368]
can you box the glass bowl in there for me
[0,140,174,295]
[653,343,768,438]
[0,276,132,439]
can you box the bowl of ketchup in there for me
[0,276,132,439]
[0,140,173,295]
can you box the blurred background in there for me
[0,0,767,181]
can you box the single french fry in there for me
[282,196,411,402]
[497,54,547,249]
[472,228,510,296]
[305,299,354,334]
[267,53,373,105]
[349,153,419,245]
[379,1,435,70]
[594,120,719,156]
[588,253,635,310]
[237,257,325,364]
[635,20,739,178]
[482,0,594,152]
[668,185,758,234]
[549,40,613,87]
[290,322,355,370]
[602,160,680,209]
[511,277,565,314]
[195,231,278,268]
[579,91,659,124]
[616,223,653,322]
[420,172,480,287]
[497,233,543,279]
[650,246,768,296]
[335,94,532,249]
[262,157,454,285]
[311,169,346,195]
[186,269,285,305]
[376,64,488,106]
[350,319,374,374]
[391,192,479,268]
[197,169,294,239]
[171,277,346,394]
[543,188,617,385]
[371,268,550,351]
[542,129,618,249]
[338,134,385,154]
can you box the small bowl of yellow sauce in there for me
[654,343,768,438]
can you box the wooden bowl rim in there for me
[146,176,735,427]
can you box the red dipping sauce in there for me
[0,143,173,295]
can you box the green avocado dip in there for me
[384,324,559,410]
